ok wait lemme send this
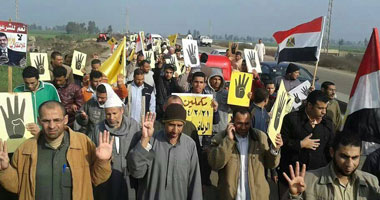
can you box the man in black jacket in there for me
[154,64,183,119]
[0,32,25,66]
[278,90,334,199]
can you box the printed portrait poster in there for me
[227,71,253,107]
[182,39,200,68]
[71,50,87,76]
[289,80,311,109]
[30,53,50,81]
[0,21,27,67]
[165,54,180,72]
[0,92,34,152]
[143,50,155,69]
[244,49,262,73]
[267,80,289,147]
[173,93,213,136]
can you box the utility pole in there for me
[125,8,129,34]
[323,0,334,53]
[15,0,19,21]
[208,20,212,36]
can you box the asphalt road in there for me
[198,44,356,103]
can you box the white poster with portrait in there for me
[0,21,27,67]
[71,50,87,76]
[289,80,311,109]
[244,49,261,73]
[30,53,50,81]
[182,39,200,68]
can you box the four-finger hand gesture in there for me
[235,73,249,98]
[187,43,197,64]
[0,96,26,139]
[274,93,286,130]
[96,130,114,161]
[247,50,256,68]
[75,54,85,70]
[283,162,307,196]
[141,112,156,147]
[34,54,45,74]
[0,139,10,171]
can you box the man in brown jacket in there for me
[0,101,114,200]
[208,107,283,200]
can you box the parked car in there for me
[259,61,321,89]
[210,49,227,56]
[198,35,213,47]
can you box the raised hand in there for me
[34,54,45,74]
[26,123,40,136]
[75,53,85,70]
[95,130,114,161]
[141,112,156,148]
[0,139,9,171]
[274,92,286,130]
[283,162,307,196]
[274,133,283,150]
[300,86,309,96]
[0,96,26,138]
[226,123,236,140]
[231,43,238,54]
[187,43,197,64]
[294,93,301,104]
[235,73,249,98]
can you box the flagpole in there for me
[312,60,319,87]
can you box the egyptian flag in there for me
[273,17,324,63]
[135,34,143,53]
[147,34,153,50]
[344,28,380,143]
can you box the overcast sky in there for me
[1,0,380,41]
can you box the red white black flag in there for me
[273,17,324,63]
[344,28,380,142]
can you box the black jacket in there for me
[362,147,380,185]
[278,107,334,184]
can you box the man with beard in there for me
[321,81,342,132]
[89,93,141,200]
[283,131,380,199]
[76,83,127,135]
[49,51,74,84]
[154,64,184,119]
[128,105,202,200]
[278,90,334,199]
[276,63,301,91]
[53,66,83,128]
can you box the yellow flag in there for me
[168,33,178,46]
[100,37,126,84]
[128,48,135,62]
[107,37,117,46]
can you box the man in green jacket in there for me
[14,66,60,121]
[283,130,380,200]
[208,107,283,200]
[321,81,342,132]
[0,101,114,200]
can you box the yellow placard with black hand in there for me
[227,71,253,107]
[107,37,117,46]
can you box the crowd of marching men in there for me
[1,40,380,200]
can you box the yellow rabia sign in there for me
[267,80,290,147]
[173,93,214,136]
[168,33,178,47]
[100,37,126,84]
[227,71,253,107]
[0,93,35,152]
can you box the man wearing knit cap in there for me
[88,90,141,200]
[276,63,302,91]
[128,104,202,200]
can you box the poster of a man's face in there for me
[0,21,28,67]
